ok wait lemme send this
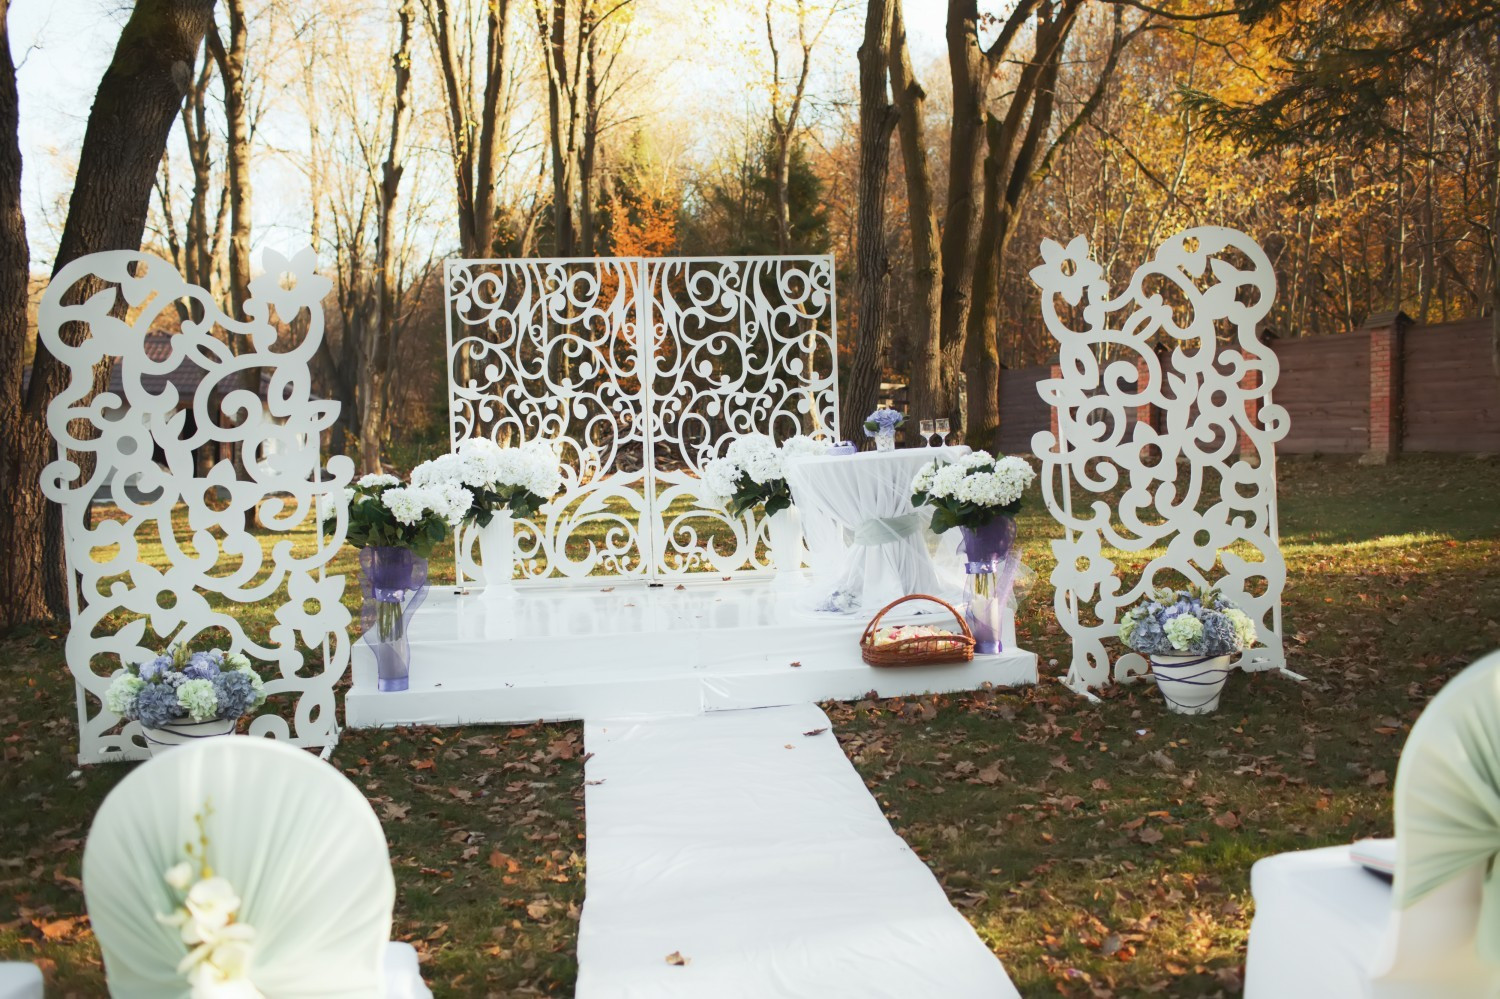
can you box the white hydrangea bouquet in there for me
[105,645,266,731]
[910,450,1036,534]
[329,472,453,558]
[702,433,827,517]
[158,807,263,997]
[410,437,563,528]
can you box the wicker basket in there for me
[860,594,975,667]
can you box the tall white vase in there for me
[476,511,516,602]
[767,506,804,590]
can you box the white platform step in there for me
[345,579,1037,729]
[576,704,1021,998]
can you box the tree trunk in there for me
[540,0,577,256]
[208,0,256,528]
[888,0,940,424]
[842,0,897,441]
[10,0,217,625]
[0,0,45,625]
[580,0,599,255]
[361,0,414,474]
[929,0,992,430]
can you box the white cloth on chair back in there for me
[1245,649,1500,999]
[83,737,401,998]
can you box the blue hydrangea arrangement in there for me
[862,406,905,437]
[1117,585,1259,658]
[104,645,267,729]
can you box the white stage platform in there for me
[345,577,1037,729]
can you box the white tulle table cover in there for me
[785,446,967,614]
[83,737,430,998]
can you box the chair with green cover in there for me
[1245,649,1500,998]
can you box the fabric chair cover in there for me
[1245,649,1500,998]
[83,737,427,998]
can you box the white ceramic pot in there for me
[1150,653,1233,715]
[766,506,804,590]
[141,717,236,756]
[475,510,515,602]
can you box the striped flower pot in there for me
[1149,654,1233,715]
[141,717,236,756]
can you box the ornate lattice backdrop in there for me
[1029,228,1292,696]
[444,255,839,582]
[40,249,352,762]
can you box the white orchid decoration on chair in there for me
[157,806,263,998]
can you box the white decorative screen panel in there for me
[39,249,352,762]
[445,255,839,582]
[1028,228,1291,695]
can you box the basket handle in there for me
[861,594,973,644]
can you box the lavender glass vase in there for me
[360,546,430,692]
[958,517,1020,655]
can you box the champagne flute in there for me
[936,418,951,447]
[918,419,935,447]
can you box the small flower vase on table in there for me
[475,510,516,602]
[864,407,904,452]
[360,546,430,692]
[958,516,1020,655]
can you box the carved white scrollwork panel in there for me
[1029,228,1291,696]
[643,256,838,577]
[445,256,839,582]
[39,249,353,762]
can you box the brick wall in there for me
[995,317,1500,457]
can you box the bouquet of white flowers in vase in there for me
[910,451,1036,654]
[324,472,454,691]
[702,433,826,580]
[410,437,563,527]
[411,437,564,597]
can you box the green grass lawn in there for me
[3,456,1499,997]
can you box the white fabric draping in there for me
[785,447,967,614]
[82,737,432,999]
[1244,649,1500,998]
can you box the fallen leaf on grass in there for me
[526,900,550,920]
[1367,770,1388,786]
[411,759,435,771]
[488,851,521,873]
[1213,811,1241,829]
[1137,827,1165,845]
[665,951,690,966]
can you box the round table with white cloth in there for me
[785,446,968,614]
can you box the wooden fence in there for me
[993,315,1500,457]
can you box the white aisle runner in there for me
[576,704,1021,999]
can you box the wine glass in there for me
[935,418,951,447]
[918,419,935,447]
